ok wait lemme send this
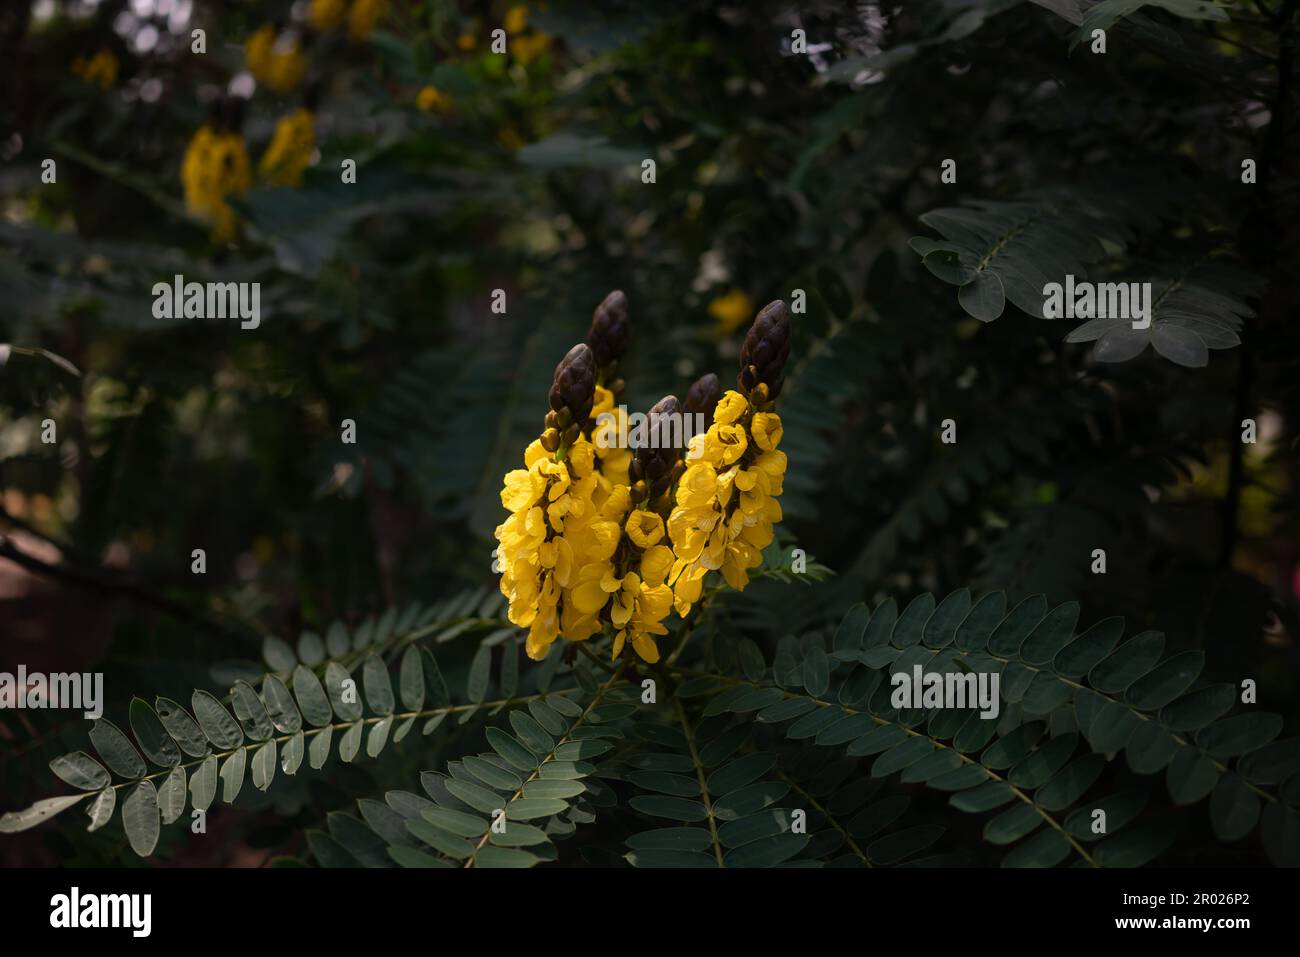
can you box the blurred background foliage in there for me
[1,0,1297,865]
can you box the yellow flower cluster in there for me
[497,434,612,660]
[246,25,307,94]
[667,392,786,616]
[504,5,552,65]
[259,109,316,186]
[181,126,250,243]
[494,294,792,665]
[416,86,453,114]
[71,49,119,90]
[348,0,388,42]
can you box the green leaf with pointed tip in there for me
[925,589,971,649]
[191,691,244,750]
[490,821,551,847]
[1197,713,1283,758]
[408,816,475,858]
[629,795,709,822]
[309,724,333,769]
[802,647,830,696]
[893,594,936,649]
[1237,738,1300,786]
[357,798,413,848]
[325,662,362,722]
[988,595,1048,657]
[950,781,1014,812]
[1020,602,1080,665]
[388,845,447,868]
[1036,754,1105,811]
[1009,734,1078,789]
[362,655,395,715]
[1088,632,1164,694]
[338,720,363,763]
[1086,699,1140,753]
[627,770,699,797]
[528,700,568,736]
[297,631,325,667]
[474,845,539,868]
[1166,748,1218,804]
[89,718,146,779]
[261,675,302,734]
[230,680,274,740]
[523,779,587,800]
[872,737,934,777]
[714,781,788,820]
[420,647,451,709]
[467,644,491,703]
[708,754,777,796]
[721,807,794,846]
[190,754,218,811]
[486,727,539,770]
[123,780,160,856]
[505,798,569,820]
[1094,820,1176,867]
[1126,720,1180,774]
[399,645,424,711]
[510,711,555,753]
[984,803,1042,845]
[1064,790,1147,841]
[1261,802,1300,867]
[86,787,115,832]
[251,740,277,791]
[868,825,944,865]
[282,730,304,775]
[291,665,333,727]
[367,717,393,757]
[154,698,210,757]
[1002,828,1068,867]
[863,599,899,648]
[158,766,186,824]
[422,807,488,838]
[1053,617,1124,678]
[220,748,247,803]
[49,751,110,790]
[462,755,521,791]
[262,635,297,672]
[725,833,809,867]
[1210,774,1260,841]
[445,779,506,814]
[1159,684,1235,732]
[1125,651,1204,711]
[0,794,91,833]
[955,591,1005,652]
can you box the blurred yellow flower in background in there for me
[259,109,316,187]
[708,288,753,336]
[417,86,453,113]
[71,49,119,90]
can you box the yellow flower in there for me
[308,0,348,31]
[417,86,453,113]
[246,26,306,94]
[259,109,315,187]
[512,33,551,65]
[712,390,748,426]
[751,412,783,451]
[708,289,753,336]
[181,126,250,242]
[348,0,388,42]
[71,49,119,90]
[504,5,529,34]
[457,32,478,51]
[625,510,665,548]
